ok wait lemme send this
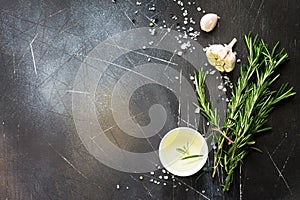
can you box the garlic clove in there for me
[204,38,237,72]
[200,13,219,32]
[223,52,236,72]
[215,64,225,72]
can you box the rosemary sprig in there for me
[194,33,296,191]
[176,143,202,160]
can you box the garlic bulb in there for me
[205,38,237,72]
[200,13,219,32]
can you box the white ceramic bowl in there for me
[159,127,208,176]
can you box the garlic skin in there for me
[205,38,237,72]
[200,13,219,32]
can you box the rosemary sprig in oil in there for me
[176,143,202,160]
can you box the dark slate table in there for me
[0,0,299,199]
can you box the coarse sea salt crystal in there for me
[183,10,188,16]
[197,7,201,11]
[149,29,156,35]
[209,70,216,75]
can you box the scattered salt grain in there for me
[177,51,183,56]
[163,183,167,186]
[149,28,156,35]
[163,176,169,180]
[197,7,201,11]
[159,175,163,179]
[180,41,191,50]
[136,1,141,6]
[209,70,216,75]
[116,184,120,189]
[150,171,155,175]
[183,10,188,16]
[162,169,166,173]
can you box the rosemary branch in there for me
[194,33,296,191]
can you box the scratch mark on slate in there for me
[66,90,90,95]
[29,33,39,75]
[266,150,292,195]
[175,178,210,200]
[129,175,154,198]
[251,0,264,31]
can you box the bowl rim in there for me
[158,127,208,177]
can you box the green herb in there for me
[181,155,203,160]
[194,33,296,191]
[176,142,202,160]
[176,142,190,155]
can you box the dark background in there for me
[0,0,299,199]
